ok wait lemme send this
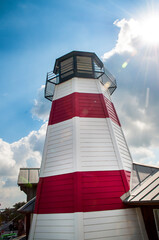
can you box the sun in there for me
[139,15,159,45]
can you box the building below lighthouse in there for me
[28,51,153,240]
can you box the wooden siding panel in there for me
[52,78,112,101]
[41,116,131,178]
[49,94,74,125]
[100,81,111,101]
[84,228,141,240]
[53,78,101,101]
[102,96,121,126]
[81,171,126,212]
[34,232,74,240]
[49,92,122,126]
[35,174,74,214]
[78,93,105,118]
[112,121,132,172]
[76,78,99,93]
[35,226,74,233]
[53,79,73,100]
[79,118,119,170]
[88,235,142,240]
[30,210,143,240]
[84,209,143,240]
[34,171,129,214]
[49,92,109,125]
[41,120,74,177]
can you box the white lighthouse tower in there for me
[29,51,146,240]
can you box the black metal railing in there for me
[44,71,59,101]
[45,65,116,101]
[101,67,117,95]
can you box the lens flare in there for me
[122,61,128,68]
[140,15,159,45]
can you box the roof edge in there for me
[53,50,103,74]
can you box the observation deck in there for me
[45,51,117,101]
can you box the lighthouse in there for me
[29,51,146,240]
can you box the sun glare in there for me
[140,15,159,45]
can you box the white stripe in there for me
[40,117,132,177]
[53,77,111,101]
[29,209,145,240]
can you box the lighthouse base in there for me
[29,208,147,240]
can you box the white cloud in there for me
[113,89,159,166]
[0,122,47,208]
[0,139,16,176]
[31,85,51,121]
[0,85,50,208]
[11,123,47,168]
[131,146,155,163]
[102,18,140,60]
[0,183,25,209]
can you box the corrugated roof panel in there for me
[18,168,40,185]
[18,169,28,184]
[130,178,159,202]
[152,194,159,201]
[29,169,40,183]
[142,183,159,201]
[128,173,159,201]
[18,197,35,213]
[131,163,159,190]
[123,171,159,204]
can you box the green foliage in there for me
[0,202,26,224]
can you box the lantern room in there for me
[45,50,117,101]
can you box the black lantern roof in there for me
[45,50,117,101]
[53,51,103,74]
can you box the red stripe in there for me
[101,96,121,126]
[34,170,130,214]
[48,93,120,126]
[121,170,131,192]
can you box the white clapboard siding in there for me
[75,78,99,93]
[53,78,110,100]
[79,118,119,171]
[111,121,132,172]
[29,213,74,240]
[53,78,73,100]
[40,119,74,177]
[29,209,144,240]
[83,208,143,240]
[40,115,134,177]
[41,117,130,177]
[29,213,76,240]
[99,81,111,101]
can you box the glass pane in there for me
[76,56,93,72]
[60,57,73,75]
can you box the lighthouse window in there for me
[60,57,74,79]
[76,56,93,74]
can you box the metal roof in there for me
[17,168,40,185]
[131,162,159,190]
[18,197,36,213]
[122,164,159,205]
[53,50,103,74]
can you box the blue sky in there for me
[0,0,153,142]
[1,0,159,208]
